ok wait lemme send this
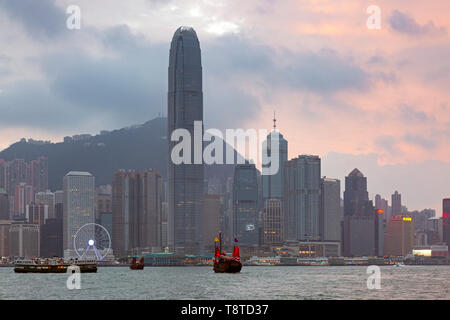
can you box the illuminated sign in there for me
[403,217,412,221]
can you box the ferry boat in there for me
[213,233,242,273]
[14,258,97,273]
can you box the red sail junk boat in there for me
[130,257,145,270]
[213,232,242,273]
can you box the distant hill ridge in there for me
[0,117,237,190]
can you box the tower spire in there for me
[273,111,277,130]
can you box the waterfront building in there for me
[343,169,375,256]
[263,198,284,244]
[167,26,204,255]
[321,178,341,242]
[112,170,162,257]
[9,223,40,258]
[443,198,450,248]
[233,164,259,246]
[284,155,321,242]
[203,194,220,249]
[40,217,63,258]
[0,220,11,257]
[35,190,55,220]
[384,215,414,256]
[63,171,95,258]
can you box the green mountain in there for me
[0,117,237,190]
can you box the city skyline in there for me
[0,1,448,213]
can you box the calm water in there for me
[0,266,449,300]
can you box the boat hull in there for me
[14,264,97,273]
[214,258,242,273]
[130,264,144,270]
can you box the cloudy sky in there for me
[0,0,449,213]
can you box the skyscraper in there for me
[167,26,204,255]
[284,155,321,242]
[443,198,450,248]
[321,178,341,242]
[262,117,288,201]
[375,194,389,221]
[0,189,9,220]
[112,170,162,257]
[233,164,259,246]
[0,159,6,190]
[63,171,95,258]
[27,156,48,193]
[35,190,55,219]
[263,198,284,244]
[203,194,221,248]
[343,169,375,256]
[343,169,373,217]
[384,215,414,256]
[392,191,402,216]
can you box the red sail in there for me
[232,246,240,258]
[139,257,144,264]
[215,247,221,257]
[131,257,137,265]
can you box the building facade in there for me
[392,191,402,216]
[203,194,221,249]
[9,223,40,258]
[384,215,414,256]
[343,169,375,256]
[443,199,450,248]
[167,26,204,255]
[321,178,342,242]
[263,198,284,244]
[112,170,162,257]
[284,155,321,242]
[63,171,95,258]
[233,164,259,246]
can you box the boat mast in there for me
[219,231,222,254]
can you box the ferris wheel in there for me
[73,223,111,261]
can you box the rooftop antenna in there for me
[273,111,277,130]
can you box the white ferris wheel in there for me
[73,223,111,261]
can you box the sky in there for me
[0,0,449,214]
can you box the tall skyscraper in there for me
[233,164,259,246]
[167,26,204,255]
[112,170,162,257]
[63,171,95,258]
[343,169,373,217]
[203,194,221,248]
[392,191,402,216]
[35,190,55,219]
[375,194,389,221]
[9,223,40,258]
[384,215,414,256]
[14,183,34,218]
[262,117,288,201]
[263,198,284,244]
[0,189,9,220]
[27,156,48,193]
[0,159,6,190]
[321,178,341,242]
[284,155,321,242]
[443,198,450,247]
[0,220,11,257]
[343,169,375,256]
